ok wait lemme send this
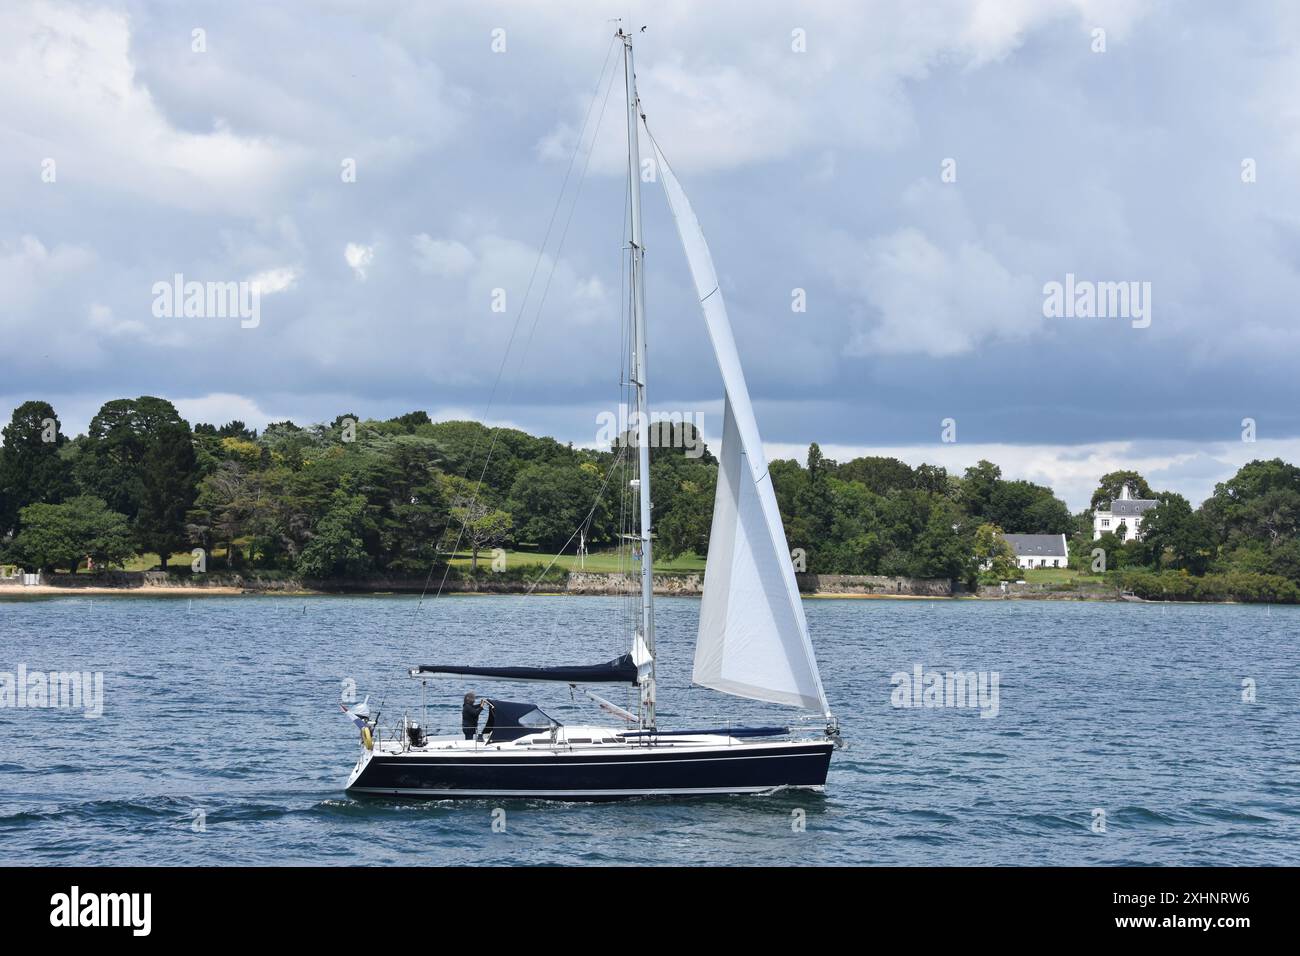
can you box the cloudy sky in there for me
[3,0,1299,510]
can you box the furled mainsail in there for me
[410,654,639,685]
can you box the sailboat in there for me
[344,29,841,799]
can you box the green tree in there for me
[390,410,432,430]
[296,489,373,579]
[369,438,450,573]
[822,479,885,573]
[655,476,714,559]
[0,401,74,537]
[959,460,1002,519]
[136,419,198,568]
[507,461,606,553]
[794,443,835,568]
[1200,458,1300,582]
[5,496,133,572]
[260,420,321,470]
[988,480,1071,534]
[973,523,1018,582]
[448,493,513,572]
[244,465,302,567]
[911,503,972,582]
[1090,470,1153,511]
[1136,492,1214,573]
[189,461,253,568]
[1090,530,1137,573]
[77,398,198,567]
[1202,458,1300,546]
[834,456,914,495]
[913,463,950,497]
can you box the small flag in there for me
[340,696,370,729]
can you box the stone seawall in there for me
[565,571,955,597]
[797,574,955,597]
[5,569,960,598]
[38,571,181,588]
[976,581,1121,600]
[565,571,703,595]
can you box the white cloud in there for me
[0,235,104,367]
[248,267,298,295]
[831,226,1039,357]
[172,393,285,431]
[2,0,1296,465]
[87,302,149,340]
[0,235,95,311]
[412,235,475,277]
[461,235,612,331]
[344,242,375,280]
[536,0,1155,175]
[0,2,300,213]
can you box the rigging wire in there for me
[419,35,621,612]
[495,440,629,653]
[426,41,621,610]
[375,34,622,719]
[496,150,638,663]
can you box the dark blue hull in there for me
[347,740,833,799]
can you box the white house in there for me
[1092,483,1158,541]
[1002,533,1069,570]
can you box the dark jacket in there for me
[462,699,483,735]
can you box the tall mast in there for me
[622,30,656,731]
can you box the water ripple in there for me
[1,594,1297,864]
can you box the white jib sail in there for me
[652,134,831,716]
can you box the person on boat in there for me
[462,691,484,740]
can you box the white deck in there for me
[370,724,774,756]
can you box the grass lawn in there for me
[1021,567,1116,588]
[116,547,239,573]
[117,552,198,572]
[110,546,706,576]
[443,547,706,574]
[1021,567,1083,585]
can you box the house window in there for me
[1101,519,1110,528]
[1053,560,1060,567]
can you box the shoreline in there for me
[3,571,1288,605]
[6,584,249,596]
[1,587,1073,601]
[0,587,1285,606]
[0,582,1129,602]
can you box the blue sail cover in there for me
[412,654,638,685]
[483,700,556,742]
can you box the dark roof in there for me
[1107,499,1158,516]
[1002,533,1068,557]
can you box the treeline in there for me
[1,398,1298,600]
[1076,464,1300,599]
[0,397,702,578]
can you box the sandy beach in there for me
[1,584,246,597]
